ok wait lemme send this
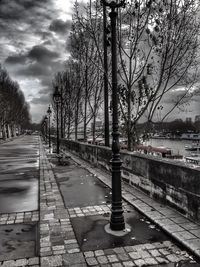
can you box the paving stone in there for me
[122,261,135,267]
[144,243,155,250]
[164,224,185,233]
[1,260,15,267]
[15,259,28,266]
[190,229,200,238]
[68,264,88,267]
[52,246,65,250]
[166,254,181,262]
[65,243,79,250]
[144,257,158,265]
[85,257,98,266]
[133,259,146,267]
[104,249,115,255]
[113,247,125,254]
[53,249,66,255]
[63,253,85,266]
[94,249,104,256]
[84,251,95,258]
[97,255,108,264]
[124,246,134,252]
[28,257,40,265]
[149,249,161,257]
[180,223,200,230]
[108,255,119,263]
[41,255,62,266]
[129,252,140,260]
[111,263,123,267]
[117,253,130,261]
[41,247,51,252]
[159,248,170,256]
[138,250,151,258]
[64,239,77,244]
[173,231,196,240]
[67,248,80,253]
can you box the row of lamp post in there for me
[42,0,126,233]
[44,86,61,155]
[53,86,61,154]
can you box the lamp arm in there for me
[101,0,125,8]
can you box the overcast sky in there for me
[0,0,73,122]
[0,0,199,124]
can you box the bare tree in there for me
[117,0,200,149]
[0,65,31,138]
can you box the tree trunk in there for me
[75,103,79,141]
[92,115,96,144]
[127,85,131,150]
[67,114,71,140]
[83,98,87,142]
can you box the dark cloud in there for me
[0,0,73,122]
[49,19,71,33]
[38,87,51,95]
[5,54,27,65]
[5,44,60,69]
[16,62,51,77]
[0,0,51,21]
[28,45,59,63]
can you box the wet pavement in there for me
[47,151,200,266]
[50,156,173,251]
[0,135,39,265]
[51,157,112,207]
[71,212,169,251]
[0,223,37,261]
[0,136,200,266]
[0,136,39,213]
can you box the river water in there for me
[144,138,198,157]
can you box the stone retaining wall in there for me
[59,138,200,222]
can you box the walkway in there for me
[39,138,200,267]
[0,136,200,266]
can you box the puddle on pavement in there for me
[0,179,38,213]
[0,223,38,261]
[71,213,169,251]
[54,164,112,208]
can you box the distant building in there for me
[186,117,192,123]
[195,115,200,122]
[181,133,200,140]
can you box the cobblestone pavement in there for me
[0,136,40,266]
[1,137,199,266]
[38,139,199,267]
[69,153,200,260]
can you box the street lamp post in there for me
[47,105,52,153]
[53,86,61,154]
[42,120,45,140]
[103,3,110,147]
[44,115,48,144]
[102,0,125,231]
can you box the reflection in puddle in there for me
[0,179,38,213]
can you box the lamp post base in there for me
[105,223,131,236]
[110,210,125,231]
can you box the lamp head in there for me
[101,0,125,8]
[47,105,52,116]
[53,86,61,104]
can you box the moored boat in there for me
[185,143,200,152]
